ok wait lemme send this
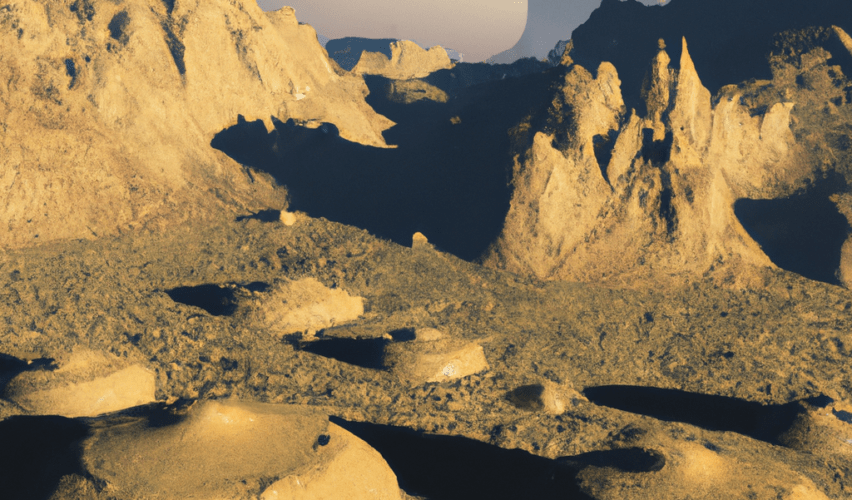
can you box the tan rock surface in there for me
[3,347,155,417]
[0,208,849,498]
[0,0,393,249]
[82,399,334,499]
[352,40,454,80]
[1,5,852,500]
[237,277,365,339]
[384,337,489,386]
[261,422,402,500]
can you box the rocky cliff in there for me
[484,28,852,288]
[0,0,394,249]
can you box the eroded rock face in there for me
[485,33,852,288]
[0,0,393,249]
[352,40,454,80]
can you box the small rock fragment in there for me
[3,348,156,418]
[280,210,298,226]
[411,232,433,249]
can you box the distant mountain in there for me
[326,37,400,71]
[326,37,460,71]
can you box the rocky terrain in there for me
[0,0,393,249]
[1,0,852,499]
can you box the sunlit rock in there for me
[261,422,402,500]
[238,278,364,339]
[352,40,453,80]
[3,348,155,418]
[384,337,489,386]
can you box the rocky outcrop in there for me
[352,40,453,80]
[483,33,850,288]
[0,0,394,249]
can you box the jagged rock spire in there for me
[668,37,712,165]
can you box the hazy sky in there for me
[257,0,665,63]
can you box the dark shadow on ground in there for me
[583,385,833,445]
[735,174,851,285]
[0,354,57,393]
[0,415,90,500]
[298,338,389,370]
[164,282,269,316]
[235,209,281,223]
[559,447,665,473]
[332,417,638,500]
[212,67,561,261]
[570,0,852,114]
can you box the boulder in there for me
[506,382,585,415]
[82,398,402,499]
[261,422,402,500]
[384,336,489,386]
[572,426,831,500]
[833,193,852,288]
[3,348,156,418]
[237,278,364,339]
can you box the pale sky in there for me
[257,0,666,63]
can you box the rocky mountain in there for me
[327,37,455,79]
[0,0,393,249]
[351,40,454,80]
[485,31,852,286]
[482,2,852,289]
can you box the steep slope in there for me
[0,0,393,249]
[484,28,852,288]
